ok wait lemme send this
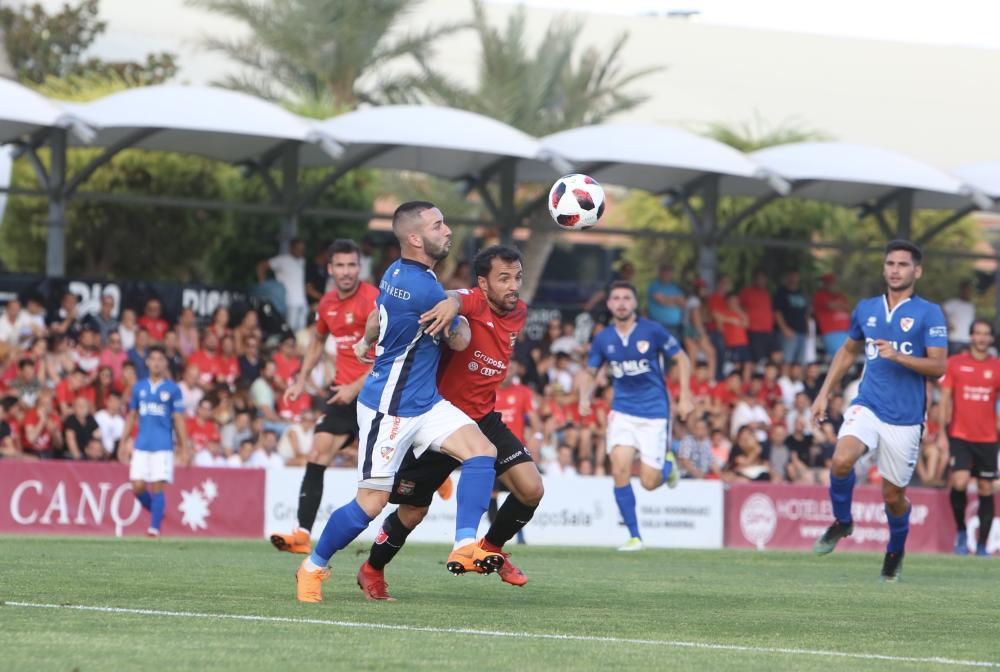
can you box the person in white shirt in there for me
[268,239,308,331]
[778,362,806,408]
[94,392,126,457]
[730,392,772,444]
[278,410,317,466]
[0,299,38,349]
[545,445,579,477]
[247,429,286,469]
[941,280,975,354]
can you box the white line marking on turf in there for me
[5,601,1000,669]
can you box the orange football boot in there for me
[270,528,311,554]
[296,560,330,603]
[446,541,505,575]
[357,562,396,601]
[479,540,528,587]
[436,477,454,501]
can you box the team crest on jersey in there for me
[380,444,395,461]
[396,480,415,496]
[392,268,400,277]
[159,391,170,402]
[900,317,914,333]
[636,340,650,354]
[346,312,354,324]
[468,362,479,372]
[987,370,994,379]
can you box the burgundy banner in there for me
[0,461,264,538]
[725,482,954,553]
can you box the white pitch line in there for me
[4,601,1000,669]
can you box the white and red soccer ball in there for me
[548,173,606,231]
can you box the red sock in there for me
[481,539,503,553]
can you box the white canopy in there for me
[313,105,561,180]
[749,142,990,210]
[951,162,1000,203]
[64,85,341,164]
[526,123,780,194]
[0,78,90,144]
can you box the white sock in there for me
[453,537,476,550]
[303,558,323,572]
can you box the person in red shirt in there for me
[271,239,379,554]
[359,244,545,596]
[494,366,542,447]
[706,275,732,380]
[812,273,852,359]
[188,331,224,389]
[54,367,96,417]
[185,399,221,452]
[22,389,63,458]
[718,292,752,381]
[271,334,301,391]
[939,319,1000,556]
[738,269,777,365]
[137,298,169,342]
[218,334,240,387]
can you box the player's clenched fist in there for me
[353,337,374,363]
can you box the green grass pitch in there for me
[1,536,998,671]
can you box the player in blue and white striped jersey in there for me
[294,201,503,603]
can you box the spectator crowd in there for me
[0,239,985,490]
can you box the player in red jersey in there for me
[270,240,379,554]
[939,319,1000,556]
[356,245,544,600]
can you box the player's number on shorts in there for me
[375,304,388,357]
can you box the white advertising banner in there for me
[265,468,723,549]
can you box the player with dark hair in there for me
[270,239,380,554]
[577,280,694,551]
[119,344,190,537]
[356,244,544,600]
[811,239,948,580]
[939,318,998,556]
[294,201,503,603]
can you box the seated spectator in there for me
[802,362,824,401]
[250,360,285,426]
[220,409,254,454]
[71,326,101,375]
[137,297,169,342]
[730,385,771,444]
[724,425,771,482]
[118,308,138,351]
[546,445,578,477]
[186,399,221,453]
[238,334,262,385]
[120,361,139,409]
[64,397,102,461]
[99,331,128,384]
[55,367,96,417]
[189,331,224,388]
[279,409,317,466]
[233,309,262,356]
[272,334,301,393]
[246,430,285,469]
[767,424,790,483]
[0,400,26,460]
[127,328,151,379]
[95,392,125,459]
[709,427,731,474]
[786,391,814,436]
[785,416,815,484]
[86,292,118,345]
[163,330,185,380]
[758,362,783,408]
[208,306,231,341]
[0,299,39,349]
[22,390,62,458]
[179,365,204,418]
[549,322,582,358]
[175,307,200,358]
[48,291,84,340]
[778,362,805,408]
[678,417,715,479]
[44,334,74,387]
[218,335,240,388]
[10,358,42,407]
[23,295,48,340]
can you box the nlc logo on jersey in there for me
[865,337,913,360]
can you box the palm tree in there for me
[187,0,464,108]
[704,115,828,152]
[393,1,662,300]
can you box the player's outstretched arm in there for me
[875,342,947,378]
[420,293,462,337]
[811,338,863,424]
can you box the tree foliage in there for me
[0,0,176,85]
[187,0,463,109]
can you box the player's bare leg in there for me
[271,431,351,554]
[814,436,866,555]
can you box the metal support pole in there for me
[695,176,720,287]
[45,129,67,277]
[896,190,914,241]
[279,144,300,253]
[498,159,516,245]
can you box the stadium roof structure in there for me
[307,105,567,234]
[747,142,993,243]
[524,123,790,282]
[0,79,93,145]
[951,162,1000,205]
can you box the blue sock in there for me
[829,470,856,524]
[309,499,373,567]
[455,456,495,542]
[136,491,152,511]
[886,504,911,554]
[661,458,674,483]
[614,484,641,539]
[150,492,166,530]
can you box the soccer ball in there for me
[548,173,606,230]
